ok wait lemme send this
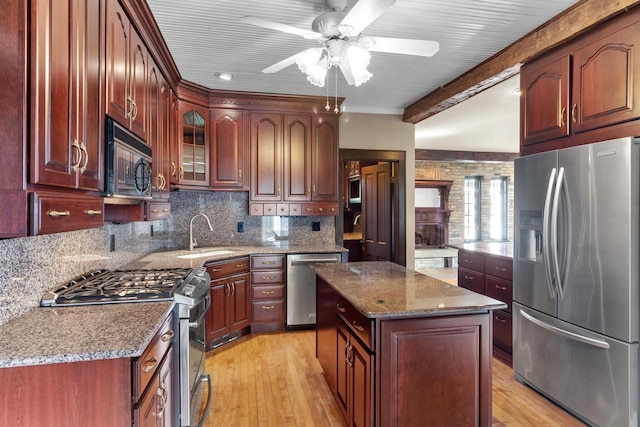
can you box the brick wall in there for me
[415,160,514,246]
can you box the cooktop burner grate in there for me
[43,268,193,305]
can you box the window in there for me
[464,176,481,241]
[490,176,508,241]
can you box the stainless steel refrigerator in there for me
[514,136,640,426]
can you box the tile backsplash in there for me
[0,191,336,325]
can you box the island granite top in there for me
[451,242,513,259]
[0,302,173,368]
[312,261,506,318]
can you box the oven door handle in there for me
[189,295,210,329]
[192,374,211,427]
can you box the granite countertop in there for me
[0,302,173,368]
[312,261,506,319]
[125,244,347,270]
[0,244,346,368]
[450,242,513,259]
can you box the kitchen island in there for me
[313,261,506,427]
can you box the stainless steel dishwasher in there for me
[286,253,342,328]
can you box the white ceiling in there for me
[414,74,520,152]
[146,0,579,115]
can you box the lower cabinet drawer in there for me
[458,269,485,294]
[251,285,285,300]
[493,310,512,353]
[132,313,174,401]
[485,276,513,313]
[252,300,285,322]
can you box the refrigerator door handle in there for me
[520,309,610,349]
[551,167,565,300]
[542,168,557,298]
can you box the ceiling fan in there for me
[240,0,440,87]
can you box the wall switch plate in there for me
[237,222,245,233]
[312,222,321,231]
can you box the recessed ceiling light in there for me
[216,72,233,81]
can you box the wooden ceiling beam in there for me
[403,0,640,124]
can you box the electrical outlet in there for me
[312,222,321,231]
[109,234,116,252]
[237,222,245,233]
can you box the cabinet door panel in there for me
[312,115,339,201]
[283,115,311,201]
[207,281,229,341]
[521,55,571,146]
[211,109,245,189]
[105,0,130,127]
[31,0,75,188]
[129,31,147,141]
[76,0,103,192]
[336,321,350,418]
[572,21,640,133]
[251,113,282,201]
[230,274,251,330]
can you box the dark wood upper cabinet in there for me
[521,55,570,146]
[250,112,283,201]
[148,59,170,200]
[283,115,312,201]
[105,0,147,142]
[178,102,209,187]
[571,21,640,134]
[521,11,640,153]
[31,0,104,192]
[210,109,248,190]
[312,115,339,202]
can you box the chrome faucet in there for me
[353,214,361,225]
[189,213,214,251]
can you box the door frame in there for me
[338,149,406,266]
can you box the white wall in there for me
[339,113,416,269]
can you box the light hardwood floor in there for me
[203,330,586,427]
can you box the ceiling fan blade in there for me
[368,37,440,57]
[339,0,396,35]
[339,64,356,86]
[262,53,301,73]
[240,16,321,39]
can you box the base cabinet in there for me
[205,257,251,349]
[317,276,493,427]
[0,312,176,427]
[250,255,286,332]
[458,249,513,363]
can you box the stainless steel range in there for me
[41,267,212,427]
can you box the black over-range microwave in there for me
[348,175,361,204]
[104,117,152,200]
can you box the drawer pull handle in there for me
[48,210,71,217]
[352,320,365,332]
[495,285,508,291]
[495,316,508,324]
[495,267,508,272]
[261,305,275,310]
[261,276,275,280]
[261,261,275,265]
[261,290,275,295]
[84,209,102,216]
[151,209,160,213]
[142,356,158,373]
[163,208,170,212]
[336,303,346,313]
[209,267,223,272]
[464,275,474,280]
[161,330,174,342]
[236,263,246,267]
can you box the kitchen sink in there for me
[176,250,236,259]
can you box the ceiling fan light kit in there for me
[241,0,439,89]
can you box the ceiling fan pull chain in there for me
[334,66,339,114]
[325,69,331,111]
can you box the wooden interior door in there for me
[362,162,392,261]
